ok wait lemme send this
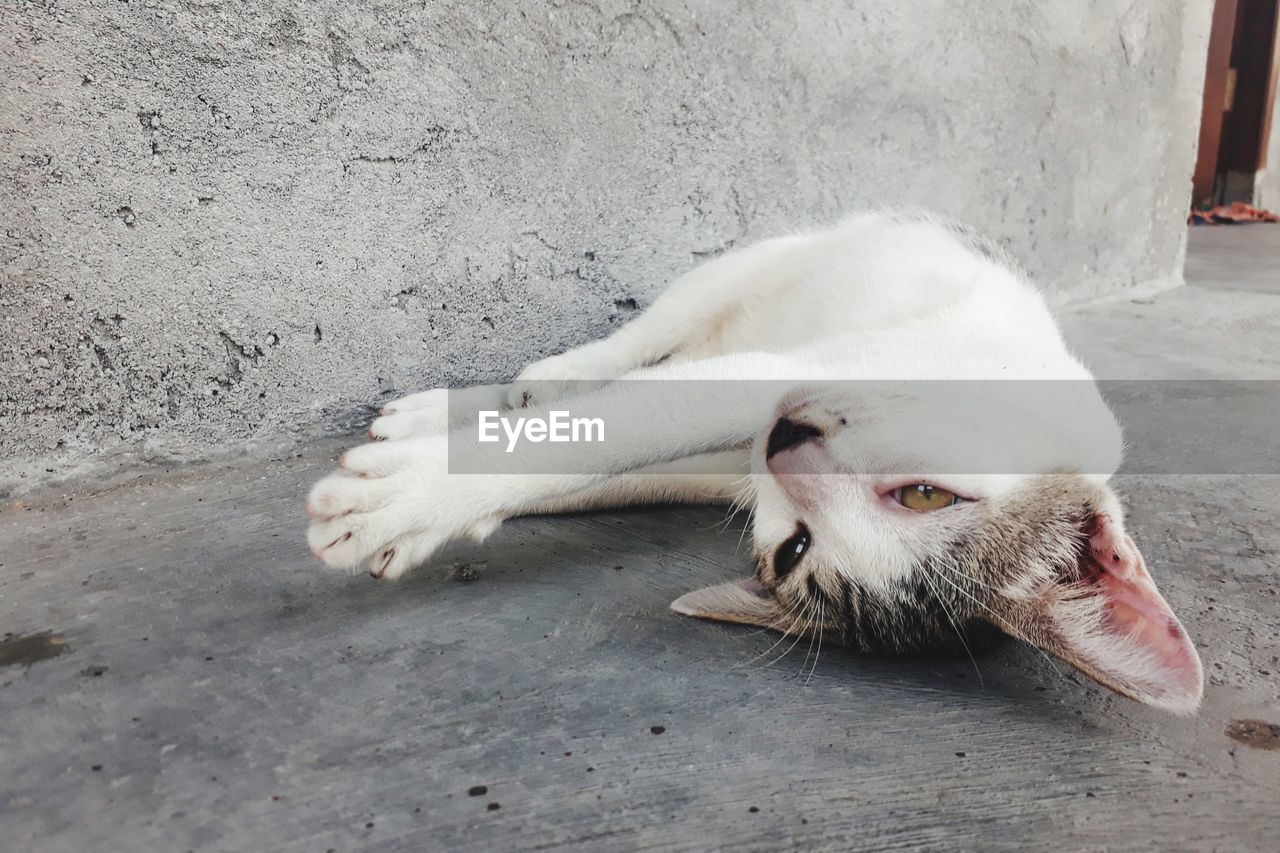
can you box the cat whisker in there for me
[931,560,1068,683]
[803,600,825,685]
[717,476,755,535]
[918,563,984,686]
[733,591,809,664]
[733,510,755,555]
[720,477,759,555]
[744,590,823,668]
[762,596,819,669]
[800,598,821,678]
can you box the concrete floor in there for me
[1185,224,1280,295]
[3,229,1280,851]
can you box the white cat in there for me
[306,212,1204,714]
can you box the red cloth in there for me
[1189,202,1280,224]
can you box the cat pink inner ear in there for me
[1049,516,1204,714]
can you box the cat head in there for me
[672,383,1204,714]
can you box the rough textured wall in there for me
[1,0,1210,493]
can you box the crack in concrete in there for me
[348,126,460,165]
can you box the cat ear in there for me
[998,514,1204,714]
[671,577,790,631]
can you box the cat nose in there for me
[766,417,823,459]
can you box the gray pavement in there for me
[3,229,1280,851]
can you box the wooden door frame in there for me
[1193,0,1241,205]
[1192,0,1280,206]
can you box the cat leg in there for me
[352,452,750,572]
[507,233,808,409]
[369,235,792,436]
[371,382,510,441]
[307,351,799,578]
[517,449,751,516]
[373,233,810,435]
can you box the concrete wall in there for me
[1257,82,1280,209]
[1,0,1211,494]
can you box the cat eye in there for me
[773,523,811,578]
[894,484,962,512]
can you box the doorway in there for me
[1191,0,1280,208]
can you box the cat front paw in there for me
[369,388,450,440]
[304,436,502,579]
[506,346,622,409]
